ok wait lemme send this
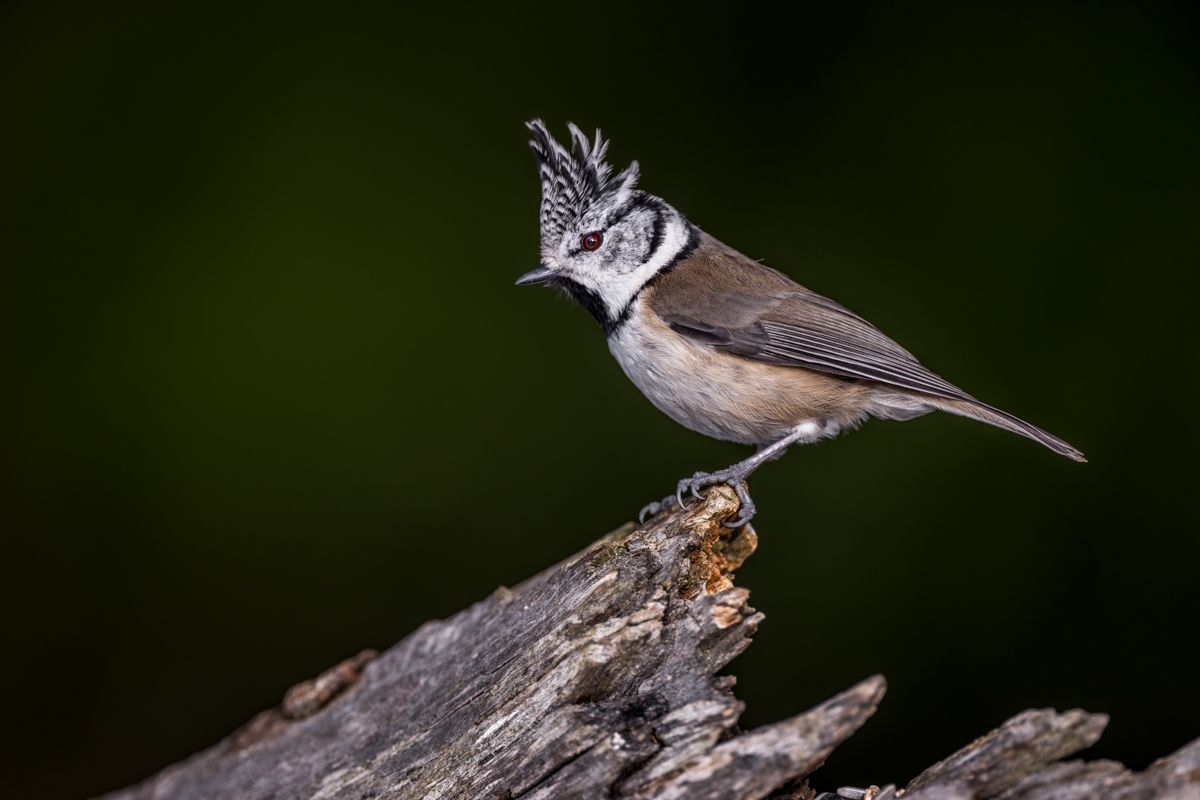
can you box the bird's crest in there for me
[527,119,640,248]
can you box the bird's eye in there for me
[581,232,603,252]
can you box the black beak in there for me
[515,264,553,286]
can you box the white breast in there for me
[607,303,776,445]
[607,297,874,446]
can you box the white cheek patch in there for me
[586,211,689,319]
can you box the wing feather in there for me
[648,235,974,403]
[645,232,1084,461]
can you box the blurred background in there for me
[2,1,1198,797]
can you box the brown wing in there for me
[649,232,976,403]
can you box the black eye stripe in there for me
[566,195,661,257]
[647,209,665,259]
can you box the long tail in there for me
[924,397,1087,462]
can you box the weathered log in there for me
[100,487,1200,800]
[899,708,1200,800]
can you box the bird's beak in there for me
[515,264,553,286]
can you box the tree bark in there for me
[100,487,1200,800]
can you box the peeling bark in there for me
[99,487,1200,800]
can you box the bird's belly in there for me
[608,309,869,446]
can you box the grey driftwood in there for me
[101,487,1200,800]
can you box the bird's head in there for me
[517,120,694,330]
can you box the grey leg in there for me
[640,423,816,528]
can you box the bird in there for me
[515,120,1085,528]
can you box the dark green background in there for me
[3,2,1198,797]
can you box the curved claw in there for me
[676,471,712,503]
[722,482,757,528]
[655,469,758,527]
[722,509,754,529]
[639,493,680,524]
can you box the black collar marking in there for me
[551,224,701,339]
[608,223,701,337]
[551,276,619,335]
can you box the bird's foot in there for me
[676,468,756,528]
[637,494,681,524]
[637,468,757,528]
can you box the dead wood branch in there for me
[100,487,1200,800]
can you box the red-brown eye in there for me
[581,232,603,251]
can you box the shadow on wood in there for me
[100,487,1200,800]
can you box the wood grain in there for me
[100,487,1198,800]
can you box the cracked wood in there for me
[99,487,1200,800]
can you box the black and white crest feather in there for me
[527,119,640,249]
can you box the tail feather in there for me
[925,397,1087,463]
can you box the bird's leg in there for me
[644,422,817,528]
